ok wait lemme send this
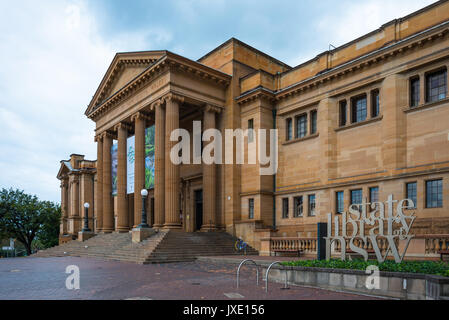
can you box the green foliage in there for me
[0,188,61,255]
[281,259,449,277]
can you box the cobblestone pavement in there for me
[0,257,381,300]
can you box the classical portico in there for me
[84,51,230,234]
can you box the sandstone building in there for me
[58,1,449,258]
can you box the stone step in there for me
[33,230,258,263]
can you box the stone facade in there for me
[59,1,449,253]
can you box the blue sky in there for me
[0,0,436,203]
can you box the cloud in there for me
[0,0,171,202]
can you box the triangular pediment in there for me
[85,51,166,116]
[57,161,72,180]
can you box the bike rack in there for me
[236,259,260,289]
[265,261,289,293]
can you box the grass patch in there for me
[281,259,449,277]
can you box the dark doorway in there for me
[194,189,203,231]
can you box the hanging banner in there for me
[145,125,155,189]
[111,142,118,196]
[127,135,135,194]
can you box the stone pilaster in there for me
[95,135,103,232]
[115,123,130,232]
[381,73,407,171]
[132,112,147,227]
[164,93,183,229]
[153,99,165,228]
[202,105,218,230]
[102,131,114,233]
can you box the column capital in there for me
[113,122,132,133]
[163,92,184,105]
[100,131,115,140]
[94,134,103,143]
[204,104,222,114]
[150,98,164,111]
[131,111,152,123]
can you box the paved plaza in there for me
[0,257,381,300]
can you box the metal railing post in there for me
[265,261,289,293]
[236,259,260,289]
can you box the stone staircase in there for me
[33,230,258,264]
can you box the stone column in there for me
[153,100,165,228]
[164,93,183,229]
[61,180,68,234]
[95,135,103,232]
[115,123,130,232]
[102,131,114,233]
[202,105,217,230]
[132,112,146,227]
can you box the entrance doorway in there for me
[194,189,203,231]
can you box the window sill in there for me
[335,115,383,132]
[404,97,449,113]
[283,133,319,145]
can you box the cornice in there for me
[235,21,449,105]
[275,21,449,102]
[87,53,231,122]
[236,86,276,106]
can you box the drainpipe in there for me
[272,108,277,231]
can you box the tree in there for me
[0,188,61,255]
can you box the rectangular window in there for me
[339,100,347,126]
[286,118,292,141]
[296,114,307,138]
[371,90,380,117]
[426,69,447,103]
[248,119,254,143]
[426,179,443,208]
[369,187,379,203]
[310,110,317,134]
[406,182,417,208]
[293,196,303,217]
[410,77,420,107]
[248,198,254,219]
[351,95,367,123]
[350,189,363,211]
[282,198,289,218]
[336,191,344,214]
[308,194,316,216]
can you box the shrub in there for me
[281,259,449,277]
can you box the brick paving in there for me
[0,257,381,300]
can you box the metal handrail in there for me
[265,261,288,293]
[236,259,260,289]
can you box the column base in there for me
[78,231,95,242]
[116,227,130,233]
[101,228,114,233]
[163,223,182,230]
[132,227,156,243]
[200,224,217,232]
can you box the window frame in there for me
[406,182,417,209]
[282,198,289,219]
[371,89,380,118]
[351,94,368,124]
[339,100,347,127]
[425,68,447,103]
[310,110,318,134]
[295,113,308,139]
[425,179,443,209]
[293,196,303,218]
[336,191,344,214]
[308,194,316,217]
[350,189,363,212]
[410,76,420,107]
[286,118,293,141]
[248,198,254,219]
[248,118,254,143]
